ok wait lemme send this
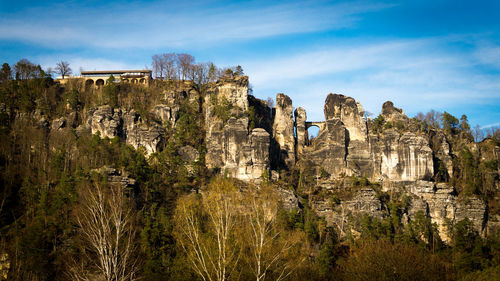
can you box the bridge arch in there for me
[304,121,325,145]
[95,79,105,86]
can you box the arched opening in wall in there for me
[132,79,138,84]
[122,78,129,83]
[139,78,145,84]
[307,125,320,145]
[95,79,104,87]
[85,79,94,90]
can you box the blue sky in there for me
[1,0,499,128]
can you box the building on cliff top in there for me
[56,69,152,87]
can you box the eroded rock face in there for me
[204,76,270,182]
[221,119,270,181]
[92,166,136,189]
[123,110,163,155]
[217,76,249,111]
[294,107,307,157]
[88,105,121,139]
[381,101,407,123]
[324,94,367,141]
[152,104,177,127]
[86,106,163,155]
[403,181,487,242]
[303,118,347,176]
[312,188,384,234]
[273,93,295,167]
[374,130,434,181]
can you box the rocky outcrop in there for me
[294,107,308,157]
[86,106,163,155]
[122,110,163,155]
[152,104,178,127]
[205,76,270,181]
[312,188,384,235]
[80,80,494,242]
[220,118,270,181]
[216,76,249,111]
[372,130,434,181]
[403,181,487,242]
[303,118,347,176]
[88,105,121,139]
[381,101,407,123]
[324,94,367,141]
[92,166,136,189]
[273,93,295,168]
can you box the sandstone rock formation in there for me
[79,78,495,241]
[204,76,270,181]
[273,93,295,168]
[86,106,163,155]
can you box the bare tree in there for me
[69,184,139,281]
[472,125,484,142]
[55,61,72,79]
[174,178,241,281]
[152,54,165,79]
[176,53,195,80]
[162,53,177,80]
[243,186,304,281]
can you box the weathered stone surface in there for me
[51,117,66,130]
[222,119,270,181]
[249,128,271,179]
[205,80,271,182]
[312,188,383,236]
[217,76,249,111]
[381,101,407,123]
[92,166,136,189]
[324,94,367,141]
[303,118,347,177]
[403,181,487,242]
[152,104,177,127]
[86,106,163,155]
[205,76,251,171]
[122,110,163,155]
[374,130,434,181]
[88,105,121,139]
[294,107,307,157]
[277,188,299,210]
[273,93,295,167]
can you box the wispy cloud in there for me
[244,37,500,123]
[0,0,394,49]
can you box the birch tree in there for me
[70,183,139,281]
[242,186,304,281]
[174,178,241,281]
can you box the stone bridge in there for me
[305,121,325,133]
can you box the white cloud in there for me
[481,122,500,129]
[245,38,500,123]
[475,44,500,68]
[0,0,394,49]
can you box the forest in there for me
[0,56,499,281]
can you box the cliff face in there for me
[204,76,270,181]
[75,77,497,241]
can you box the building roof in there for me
[81,70,152,75]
